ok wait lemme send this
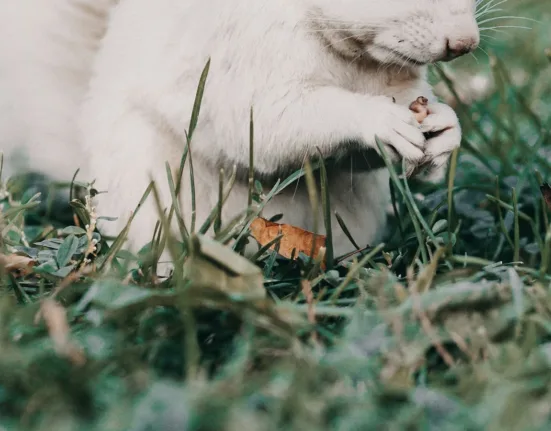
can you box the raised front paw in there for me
[417,102,461,181]
[369,97,427,175]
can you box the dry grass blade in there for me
[38,299,86,366]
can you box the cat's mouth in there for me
[369,45,428,67]
[385,49,428,66]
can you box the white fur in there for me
[0,0,117,181]
[1,0,480,261]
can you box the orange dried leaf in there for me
[250,217,326,263]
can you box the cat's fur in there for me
[0,0,117,181]
[1,0,479,260]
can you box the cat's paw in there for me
[368,97,427,175]
[417,103,461,181]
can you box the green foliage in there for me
[1,2,551,430]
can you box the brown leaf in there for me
[540,183,551,212]
[0,253,36,276]
[250,217,326,263]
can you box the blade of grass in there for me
[98,181,154,271]
[389,179,405,243]
[540,224,551,276]
[536,171,549,228]
[401,161,439,245]
[185,59,210,233]
[263,235,282,279]
[69,168,80,205]
[486,194,543,252]
[273,160,322,195]
[512,188,520,263]
[334,211,361,250]
[198,166,237,235]
[165,140,190,246]
[250,234,284,262]
[317,151,334,269]
[248,107,255,208]
[214,208,249,244]
[165,162,189,243]
[214,168,224,235]
[328,243,385,303]
[187,133,197,233]
[188,59,211,141]
[233,179,282,250]
[303,159,321,266]
[447,148,459,250]
[374,137,428,263]
[495,176,514,250]
[150,181,184,279]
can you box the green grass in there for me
[1,2,551,430]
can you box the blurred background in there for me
[437,0,550,117]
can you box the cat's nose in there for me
[445,37,479,59]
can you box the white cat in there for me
[1,0,479,262]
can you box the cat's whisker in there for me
[480,25,532,31]
[477,15,539,25]
[476,0,509,18]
